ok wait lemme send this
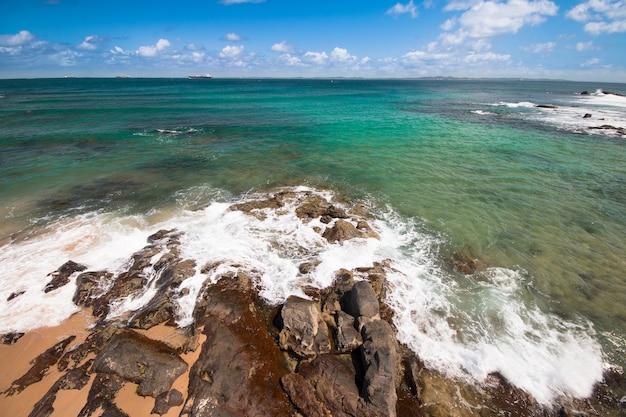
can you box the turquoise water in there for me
[1,78,625,400]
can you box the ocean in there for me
[0,78,624,404]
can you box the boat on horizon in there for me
[188,74,212,79]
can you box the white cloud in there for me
[303,51,329,65]
[456,0,559,39]
[138,38,171,57]
[464,51,511,62]
[225,33,243,41]
[271,41,294,53]
[330,47,356,63]
[77,35,104,51]
[441,17,458,30]
[581,57,600,66]
[0,30,35,46]
[524,41,556,53]
[567,0,626,34]
[220,0,264,4]
[220,44,245,59]
[576,40,594,51]
[387,0,418,18]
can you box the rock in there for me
[535,104,557,109]
[73,271,114,309]
[356,220,380,239]
[358,319,400,417]
[281,373,331,416]
[93,330,187,398]
[7,290,25,301]
[77,373,127,417]
[279,295,331,359]
[183,277,295,417]
[296,195,330,220]
[1,332,24,345]
[29,360,93,417]
[297,354,360,417]
[324,205,348,219]
[323,219,362,242]
[44,260,87,293]
[347,280,379,319]
[151,389,184,415]
[583,113,592,118]
[128,259,196,329]
[335,311,362,353]
[4,335,76,396]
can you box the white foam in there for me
[493,101,537,108]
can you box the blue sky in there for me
[1,0,626,81]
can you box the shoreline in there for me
[1,189,624,416]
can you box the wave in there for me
[0,185,605,404]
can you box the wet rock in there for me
[347,280,380,319]
[535,104,557,109]
[324,205,349,219]
[1,332,24,345]
[128,259,196,329]
[335,311,362,352]
[44,260,87,293]
[77,373,127,417]
[296,194,330,220]
[358,319,400,417]
[583,113,592,118]
[447,251,482,275]
[281,373,331,416]
[93,330,187,397]
[323,219,362,242]
[4,335,76,396]
[29,360,93,417]
[296,354,360,417]
[7,290,25,301]
[279,295,331,359]
[183,278,295,417]
[73,271,114,309]
[58,325,120,372]
[151,389,184,415]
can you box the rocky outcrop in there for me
[4,189,626,417]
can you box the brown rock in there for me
[279,295,331,359]
[4,335,76,396]
[323,219,362,242]
[281,373,331,416]
[93,330,187,397]
[44,260,87,293]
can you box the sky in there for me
[1,0,626,81]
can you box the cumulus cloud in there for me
[220,44,245,59]
[455,0,558,39]
[567,0,626,34]
[303,51,328,65]
[77,35,104,51]
[576,40,594,51]
[0,30,35,46]
[387,0,418,18]
[271,41,294,53]
[330,47,357,62]
[225,33,243,41]
[138,38,171,57]
[524,41,556,53]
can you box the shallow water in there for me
[0,78,624,403]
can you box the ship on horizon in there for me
[188,74,212,79]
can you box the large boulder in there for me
[359,319,401,417]
[279,295,331,359]
[93,330,187,398]
[183,277,295,417]
[335,311,362,353]
[347,280,380,319]
[323,219,362,242]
